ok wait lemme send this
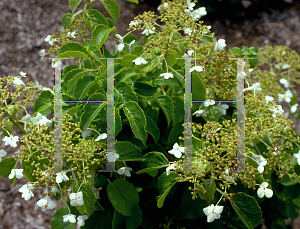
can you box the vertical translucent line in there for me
[54,58,63,173]
[184,58,193,173]
[236,58,245,172]
[106,58,115,172]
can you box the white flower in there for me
[35,81,54,94]
[269,105,284,118]
[204,99,215,107]
[69,191,84,206]
[257,160,267,173]
[9,169,23,179]
[21,114,32,124]
[184,28,193,36]
[141,27,155,36]
[94,133,107,141]
[203,204,224,223]
[168,142,186,158]
[115,34,125,52]
[293,151,300,166]
[77,214,88,226]
[189,66,204,73]
[189,7,207,19]
[0,149,7,162]
[38,116,52,128]
[30,112,43,124]
[249,68,254,73]
[129,20,138,27]
[278,89,293,103]
[265,95,274,104]
[166,163,177,176]
[56,170,69,184]
[128,40,135,51]
[275,63,291,70]
[257,182,273,198]
[202,25,211,34]
[132,57,148,65]
[279,78,290,88]
[3,134,19,148]
[217,103,229,116]
[51,185,58,193]
[290,104,298,114]
[242,82,262,95]
[185,0,196,12]
[160,73,174,79]
[13,77,25,86]
[223,169,234,182]
[157,2,168,11]
[107,152,119,162]
[18,183,34,201]
[45,35,57,46]
[40,49,46,59]
[117,167,132,177]
[67,31,76,38]
[182,50,194,57]
[31,113,52,128]
[51,59,62,68]
[36,195,56,212]
[63,214,76,223]
[193,109,207,117]
[19,71,26,77]
[272,147,280,156]
[214,39,226,51]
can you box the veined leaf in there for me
[157,172,178,208]
[152,94,174,127]
[99,0,120,23]
[92,24,114,48]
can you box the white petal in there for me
[257,165,264,173]
[257,187,265,198]
[173,150,182,158]
[213,205,224,214]
[264,188,273,198]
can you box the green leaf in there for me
[66,69,96,94]
[58,42,89,55]
[249,47,258,55]
[192,71,206,100]
[145,116,160,143]
[137,151,169,176]
[165,50,178,67]
[0,157,16,179]
[80,102,106,130]
[57,51,88,59]
[92,24,113,48]
[112,205,142,229]
[123,101,147,146]
[74,75,96,100]
[171,96,184,126]
[63,104,83,116]
[229,192,262,229]
[116,68,142,85]
[7,105,20,118]
[33,90,54,114]
[115,81,138,104]
[248,55,259,68]
[94,174,106,188]
[167,121,184,149]
[51,206,75,229]
[152,94,174,127]
[69,0,82,13]
[197,178,216,201]
[126,0,138,3]
[115,108,122,136]
[131,46,143,56]
[121,54,139,67]
[62,13,74,29]
[99,0,120,23]
[72,183,99,217]
[3,119,13,137]
[107,178,139,216]
[230,47,242,56]
[133,81,158,97]
[241,47,250,56]
[85,207,114,229]
[157,171,178,208]
[115,141,142,161]
[83,9,107,31]
[106,18,114,28]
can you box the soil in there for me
[0,0,300,228]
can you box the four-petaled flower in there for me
[95,133,107,141]
[293,151,300,166]
[278,89,293,103]
[69,191,84,206]
[166,163,177,176]
[204,99,215,107]
[117,167,133,177]
[279,78,290,88]
[160,73,174,79]
[133,57,148,65]
[0,149,7,162]
[217,103,229,116]
[56,170,69,184]
[168,142,186,158]
[19,71,26,77]
[3,134,19,148]
[257,182,273,198]
[189,66,204,73]
[182,50,194,57]
[45,35,57,46]
[192,109,207,117]
[63,214,76,223]
[36,195,56,211]
[13,77,25,86]
[67,31,76,38]
[9,169,24,179]
[129,20,138,27]
[189,7,207,19]
[141,27,155,36]
[214,39,226,51]
[115,34,125,52]
[257,160,267,173]
[18,183,34,201]
[77,214,88,226]
[107,152,119,162]
[203,204,224,223]
[242,82,262,95]
[185,0,195,12]
[269,105,284,118]
[265,95,274,104]
[21,114,32,124]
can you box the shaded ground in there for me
[0,0,300,228]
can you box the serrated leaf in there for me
[152,94,174,127]
[0,157,16,179]
[115,141,142,161]
[57,51,88,59]
[92,24,113,48]
[115,81,137,104]
[58,42,89,55]
[99,0,120,23]
[83,9,107,31]
[145,116,160,143]
[80,102,106,130]
[62,13,74,29]
[33,90,54,114]
[137,151,168,176]
[133,81,158,97]
[74,75,96,100]
[68,0,81,13]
